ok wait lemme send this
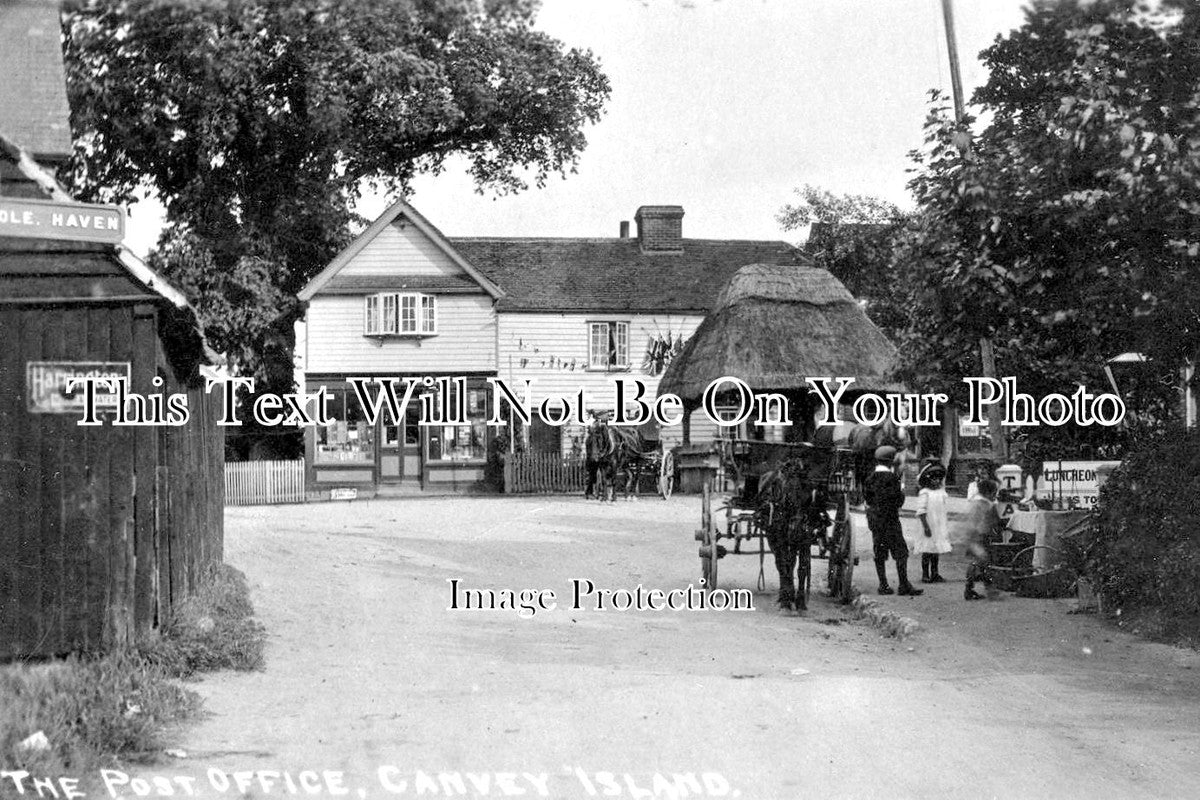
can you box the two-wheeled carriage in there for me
[695,439,858,608]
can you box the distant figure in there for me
[914,462,950,584]
[862,445,923,597]
[963,478,1004,601]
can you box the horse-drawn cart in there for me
[696,439,859,610]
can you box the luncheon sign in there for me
[0,197,124,244]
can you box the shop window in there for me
[363,292,437,336]
[315,386,375,463]
[427,382,489,461]
[588,321,629,370]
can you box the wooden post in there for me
[942,0,1007,461]
[979,337,1007,461]
[940,0,967,122]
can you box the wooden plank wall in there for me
[0,304,137,657]
[0,298,224,658]
[159,345,224,625]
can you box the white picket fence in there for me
[224,459,306,506]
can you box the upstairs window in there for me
[588,321,629,370]
[364,292,437,336]
[364,295,381,335]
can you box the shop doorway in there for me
[378,403,423,488]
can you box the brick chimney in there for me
[635,206,684,253]
[0,1,74,199]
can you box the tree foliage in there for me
[892,0,1200,426]
[778,185,908,336]
[61,0,610,389]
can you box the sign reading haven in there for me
[1040,460,1122,510]
[26,361,131,414]
[0,197,125,244]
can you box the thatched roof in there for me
[657,263,901,402]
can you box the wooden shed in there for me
[0,193,225,658]
[0,1,223,658]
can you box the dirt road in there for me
[112,495,1200,800]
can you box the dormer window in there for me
[364,292,437,336]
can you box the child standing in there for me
[914,462,950,583]
[963,477,1004,600]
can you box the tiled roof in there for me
[0,2,72,160]
[449,237,805,313]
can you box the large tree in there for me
[61,0,610,391]
[778,184,908,337]
[892,0,1200,434]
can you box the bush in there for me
[141,563,266,677]
[0,561,266,779]
[1094,428,1200,638]
[0,652,200,776]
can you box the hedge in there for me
[1094,428,1200,627]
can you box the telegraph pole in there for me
[940,0,1007,461]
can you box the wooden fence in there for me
[224,459,306,505]
[505,452,587,494]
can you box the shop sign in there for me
[26,361,130,413]
[0,197,125,244]
[1040,460,1122,509]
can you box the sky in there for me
[123,0,1032,255]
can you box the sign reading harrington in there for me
[0,197,124,244]
[27,361,131,414]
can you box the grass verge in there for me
[0,563,265,781]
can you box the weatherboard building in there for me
[295,200,803,495]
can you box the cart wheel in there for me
[698,482,718,590]
[827,494,855,604]
[658,449,675,499]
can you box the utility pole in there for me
[940,0,1007,462]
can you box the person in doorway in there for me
[862,445,923,596]
[915,462,951,583]
[964,477,1004,600]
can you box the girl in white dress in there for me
[915,462,951,583]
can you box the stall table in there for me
[1005,509,1091,570]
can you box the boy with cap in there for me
[964,477,1004,600]
[862,445,923,596]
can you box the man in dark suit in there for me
[862,446,923,596]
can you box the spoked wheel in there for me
[697,482,719,590]
[658,449,675,499]
[826,494,855,604]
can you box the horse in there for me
[584,416,649,501]
[753,456,828,612]
[846,419,913,494]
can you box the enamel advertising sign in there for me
[0,197,125,244]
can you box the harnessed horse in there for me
[753,454,830,612]
[584,416,650,501]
